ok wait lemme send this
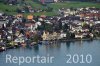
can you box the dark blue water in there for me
[0,40,100,66]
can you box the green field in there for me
[0,1,100,16]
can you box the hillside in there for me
[0,0,100,16]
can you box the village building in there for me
[39,0,59,4]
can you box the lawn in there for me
[48,2,100,9]
[0,1,100,16]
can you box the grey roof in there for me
[0,20,8,24]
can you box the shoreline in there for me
[0,38,100,52]
[40,37,100,42]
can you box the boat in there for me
[0,46,6,52]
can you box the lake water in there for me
[0,40,100,66]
